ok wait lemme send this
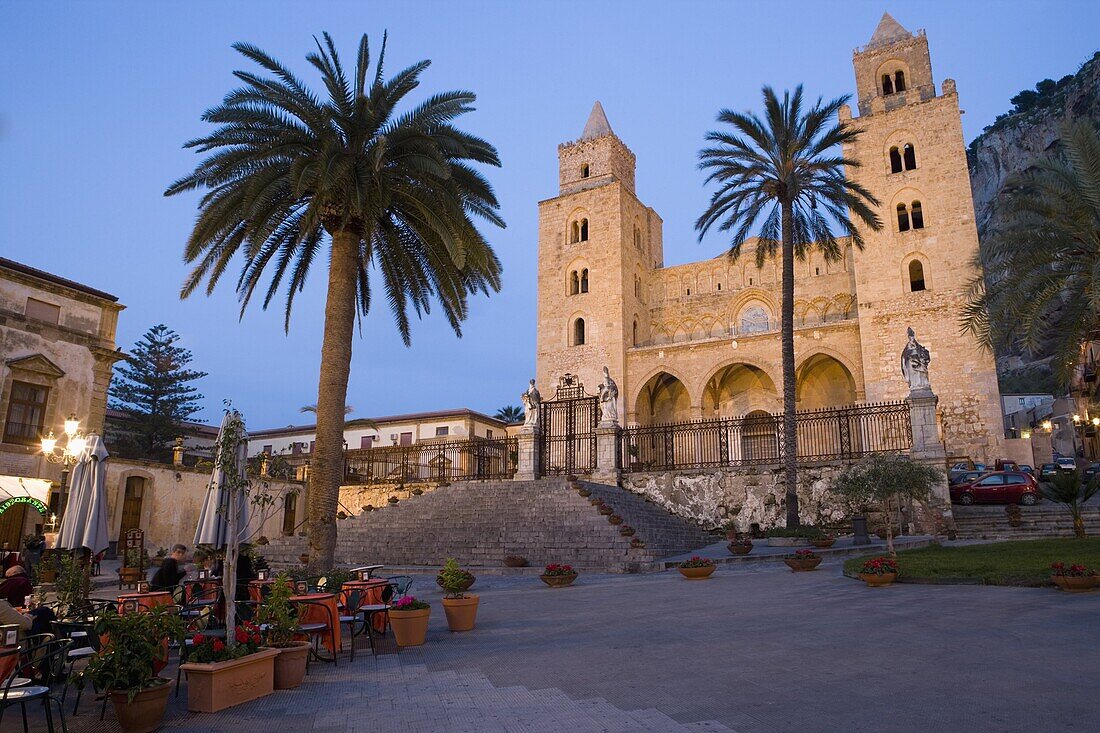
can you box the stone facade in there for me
[534,14,1003,463]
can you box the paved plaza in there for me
[27,559,1099,733]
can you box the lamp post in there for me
[39,413,87,523]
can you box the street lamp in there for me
[39,413,87,522]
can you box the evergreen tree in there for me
[109,324,207,458]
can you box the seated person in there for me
[149,544,188,591]
[0,598,55,640]
[0,565,33,607]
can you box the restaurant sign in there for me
[0,495,48,516]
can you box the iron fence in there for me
[343,437,518,483]
[620,401,912,472]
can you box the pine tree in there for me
[109,324,207,459]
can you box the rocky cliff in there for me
[968,52,1100,239]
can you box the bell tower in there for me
[535,102,662,406]
[845,13,1003,461]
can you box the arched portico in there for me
[634,371,693,424]
[701,362,781,419]
[796,353,858,410]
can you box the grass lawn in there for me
[843,538,1100,586]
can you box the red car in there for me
[950,471,1041,506]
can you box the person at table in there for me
[0,566,32,607]
[0,598,56,639]
[150,544,188,591]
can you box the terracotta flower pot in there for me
[620,527,635,536]
[109,679,171,733]
[783,557,822,572]
[441,595,479,632]
[272,642,311,690]
[727,543,752,555]
[298,553,310,565]
[608,515,623,525]
[1052,575,1100,592]
[678,565,716,580]
[504,556,528,567]
[180,647,278,713]
[540,573,578,587]
[578,488,591,497]
[390,607,431,645]
[590,497,602,505]
[810,538,836,549]
[858,572,898,587]
[598,506,614,515]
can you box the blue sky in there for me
[2,1,1097,429]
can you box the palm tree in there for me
[494,405,523,423]
[695,86,881,528]
[1039,471,1100,539]
[963,121,1100,387]
[166,33,504,570]
[300,404,354,417]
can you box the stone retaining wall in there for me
[337,481,441,517]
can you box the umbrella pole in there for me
[225,483,238,648]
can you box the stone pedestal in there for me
[592,423,621,485]
[515,428,540,481]
[907,389,955,536]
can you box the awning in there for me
[0,475,52,516]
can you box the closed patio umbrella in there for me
[56,434,110,555]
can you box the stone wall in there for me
[337,481,441,517]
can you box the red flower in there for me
[193,633,205,645]
[251,634,261,644]
[212,639,225,652]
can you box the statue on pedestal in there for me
[598,366,619,424]
[901,327,932,393]
[521,379,541,429]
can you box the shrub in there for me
[254,575,299,648]
[437,558,475,598]
[390,596,430,611]
[785,549,819,560]
[81,605,184,701]
[542,563,577,576]
[190,621,263,663]
[859,556,898,575]
[679,556,715,569]
[1050,562,1098,577]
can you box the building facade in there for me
[0,257,124,544]
[535,13,1003,462]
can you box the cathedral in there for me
[534,13,1003,462]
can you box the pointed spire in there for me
[868,12,911,47]
[581,101,613,140]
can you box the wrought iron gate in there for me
[538,374,599,477]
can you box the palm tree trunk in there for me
[781,199,799,528]
[307,229,359,571]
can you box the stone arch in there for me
[877,59,911,95]
[902,251,932,292]
[109,467,157,542]
[701,360,781,419]
[891,188,925,233]
[633,369,694,425]
[826,293,857,322]
[567,207,591,244]
[795,353,858,410]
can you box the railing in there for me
[620,401,911,472]
[1,421,43,446]
[343,437,518,483]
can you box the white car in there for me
[1056,457,1077,471]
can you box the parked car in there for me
[1082,463,1100,484]
[994,459,1020,471]
[949,461,987,483]
[949,470,985,487]
[1018,464,1035,475]
[1039,463,1060,481]
[950,471,1041,506]
[1057,457,1077,471]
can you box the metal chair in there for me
[387,575,413,598]
[337,590,364,661]
[294,598,338,667]
[1,638,72,733]
[48,621,97,714]
[360,583,397,656]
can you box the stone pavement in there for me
[27,560,1100,732]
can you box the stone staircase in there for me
[953,503,1100,540]
[260,477,715,572]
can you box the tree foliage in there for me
[695,86,881,527]
[963,121,1100,386]
[1039,472,1100,539]
[109,324,206,459]
[494,405,523,423]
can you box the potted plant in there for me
[298,552,310,565]
[678,556,716,580]
[598,504,614,516]
[80,605,184,733]
[727,538,753,555]
[619,525,635,537]
[539,563,578,587]
[388,496,399,504]
[630,537,646,549]
[149,548,168,567]
[810,534,836,549]
[722,521,739,542]
[388,596,431,645]
[439,559,479,632]
[1050,562,1100,592]
[577,486,592,497]
[180,620,278,712]
[857,556,899,587]
[37,549,59,583]
[608,514,623,525]
[1040,473,1100,538]
[121,548,145,586]
[254,575,311,689]
[783,549,822,572]
[504,555,528,567]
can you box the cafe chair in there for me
[386,575,413,598]
[360,583,397,656]
[294,598,338,668]
[49,621,98,714]
[1,638,72,733]
[337,590,364,661]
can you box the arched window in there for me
[882,74,894,95]
[580,268,589,293]
[570,271,579,295]
[573,317,586,346]
[634,276,640,298]
[889,147,902,173]
[911,201,924,229]
[903,143,916,170]
[634,226,642,250]
[908,259,926,292]
[581,164,590,178]
[896,203,910,232]
[579,218,589,242]
[282,493,297,535]
[571,221,580,244]
[895,70,906,92]
[632,320,638,346]
[740,306,770,334]
[717,282,721,291]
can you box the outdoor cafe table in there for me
[183,578,221,602]
[247,579,278,603]
[341,580,389,633]
[290,592,341,654]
